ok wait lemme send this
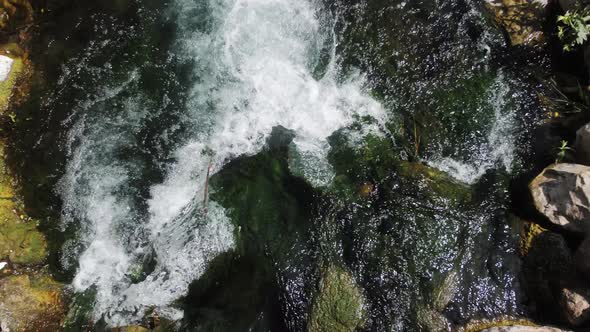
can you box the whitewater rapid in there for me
[60,0,386,325]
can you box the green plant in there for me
[555,140,574,164]
[557,8,590,51]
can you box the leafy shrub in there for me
[558,8,590,51]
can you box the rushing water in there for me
[13,0,544,329]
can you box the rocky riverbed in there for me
[3,0,590,331]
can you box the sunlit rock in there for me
[529,163,590,234]
[0,273,65,332]
[308,265,366,332]
[0,50,23,112]
[485,0,546,47]
[559,288,590,326]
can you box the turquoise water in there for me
[11,0,546,330]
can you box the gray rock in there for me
[480,325,572,332]
[529,163,590,233]
[560,287,590,326]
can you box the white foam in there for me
[428,72,514,184]
[62,0,387,326]
[0,55,13,82]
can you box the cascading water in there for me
[59,0,387,325]
[8,0,545,329]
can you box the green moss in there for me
[397,161,471,204]
[61,287,97,332]
[210,144,315,259]
[0,201,47,265]
[308,265,366,332]
[327,130,398,200]
[0,272,65,332]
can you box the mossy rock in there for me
[0,140,47,265]
[61,288,96,332]
[0,210,47,265]
[327,130,399,200]
[519,220,546,257]
[0,272,65,332]
[308,265,366,332]
[416,306,451,332]
[397,161,471,204]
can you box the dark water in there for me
[9,0,548,330]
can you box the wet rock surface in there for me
[308,265,366,332]
[484,0,546,47]
[0,272,65,331]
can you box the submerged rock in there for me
[416,307,451,332]
[308,265,366,332]
[529,163,590,234]
[0,273,65,332]
[397,161,471,204]
[559,288,590,326]
[485,0,546,47]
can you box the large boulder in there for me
[485,0,546,47]
[0,273,65,332]
[308,265,366,332]
[529,163,590,234]
[559,287,590,326]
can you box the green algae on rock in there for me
[0,141,47,265]
[308,265,366,332]
[397,161,472,204]
[0,272,65,332]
